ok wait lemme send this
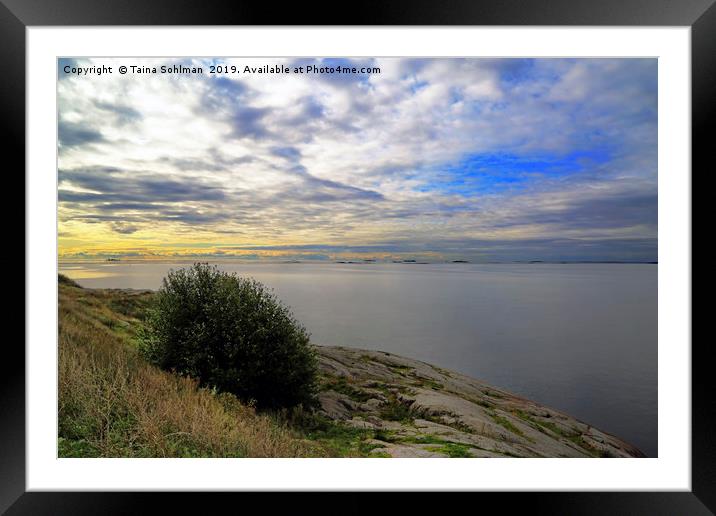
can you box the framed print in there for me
[3,0,707,513]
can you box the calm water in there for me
[59,262,658,456]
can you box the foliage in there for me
[321,375,372,403]
[138,263,318,410]
[278,408,387,457]
[58,279,319,457]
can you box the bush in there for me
[139,263,318,410]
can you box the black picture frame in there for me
[1,1,706,514]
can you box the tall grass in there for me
[58,276,322,457]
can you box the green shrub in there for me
[139,263,318,410]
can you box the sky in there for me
[58,57,657,262]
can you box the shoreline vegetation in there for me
[58,274,644,458]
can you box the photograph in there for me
[56,56,657,459]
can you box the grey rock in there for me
[314,345,645,458]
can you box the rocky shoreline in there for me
[315,345,644,458]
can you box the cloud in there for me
[93,100,142,125]
[57,57,658,261]
[229,106,271,139]
[59,166,227,203]
[201,76,249,112]
[156,149,254,172]
[111,222,140,234]
[197,75,273,140]
[58,120,104,148]
[270,146,301,160]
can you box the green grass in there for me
[372,428,399,443]
[399,435,457,445]
[465,396,495,410]
[365,381,412,396]
[534,419,579,439]
[108,294,152,320]
[412,378,444,391]
[564,434,602,456]
[378,397,415,423]
[373,433,484,458]
[58,276,324,458]
[58,274,82,288]
[510,411,598,455]
[511,408,553,435]
[371,357,416,377]
[431,365,452,377]
[386,364,415,376]
[299,419,375,456]
[488,411,526,438]
[321,375,372,403]
[283,411,389,457]
[419,412,475,434]
[425,442,474,458]
[58,437,98,457]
